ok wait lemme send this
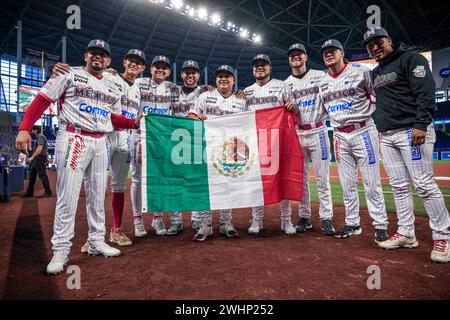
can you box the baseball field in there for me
[0,161,449,300]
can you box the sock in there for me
[112,192,125,231]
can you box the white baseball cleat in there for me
[88,241,121,257]
[431,240,450,263]
[281,221,297,236]
[46,253,69,275]
[248,219,263,235]
[193,225,213,242]
[378,232,418,249]
[134,218,148,238]
[151,217,167,236]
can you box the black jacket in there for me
[371,45,436,132]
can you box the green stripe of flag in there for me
[144,114,211,212]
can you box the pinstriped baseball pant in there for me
[192,210,233,227]
[51,130,109,255]
[297,127,333,221]
[379,124,450,241]
[333,125,388,229]
[109,130,131,193]
[130,132,181,223]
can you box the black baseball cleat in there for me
[21,192,33,198]
[295,217,312,233]
[321,220,336,236]
[374,229,389,243]
[38,192,52,198]
[335,225,362,238]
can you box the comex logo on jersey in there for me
[79,103,110,117]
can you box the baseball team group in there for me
[15,26,450,275]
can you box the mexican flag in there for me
[141,106,303,212]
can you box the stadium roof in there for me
[1,0,449,87]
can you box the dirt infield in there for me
[0,172,449,300]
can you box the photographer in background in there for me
[21,126,52,198]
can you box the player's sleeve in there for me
[362,67,375,97]
[282,81,295,104]
[191,94,205,116]
[39,72,71,102]
[18,74,70,132]
[405,53,435,131]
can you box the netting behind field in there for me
[0,111,19,162]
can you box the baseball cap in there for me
[362,27,389,47]
[287,43,307,55]
[86,39,111,56]
[320,39,344,54]
[182,60,200,72]
[125,49,146,64]
[215,65,235,78]
[252,54,271,66]
[151,55,171,68]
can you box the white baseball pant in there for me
[109,130,131,193]
[251,200,293,226]
[51,130,109,255]
[333,125,388,229]
[298,127,333,221]
[379,124,450,240]
[195,210,233,226]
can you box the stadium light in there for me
[240,28,249,38]
[211,13,221,25]
[170,0,183,10]
[148,0,263,44]
[197,7,208,20]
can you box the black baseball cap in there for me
[288,43,307,55]
[151,55,171,68]
[320,39,344,54]
[182,60,200,72]
[215,65,235,78]
[125,49,146,64]
[362,27,389,47]
[252,54,271,66]
[86,39,111,56]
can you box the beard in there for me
[256,74,269,81]
[92,64,103,71]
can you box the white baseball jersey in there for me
[319,64,375,128]
[244,78,292,111]
[105,73,141,119]
[137,78,177,115]
[40,67,121,133]
[171,85,206,116]
[285,69,327,128]
[194,89,247,117]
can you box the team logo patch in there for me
[319,130,328,160]
[362,131,376,165]
[212,137,254,177]
[412,65,426,78]
[406,129,422,160]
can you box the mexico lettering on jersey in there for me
[244,78,292,111]
[39,67,121,133]
[194,89,247,118]
[285,69,327,127]
[319,64,375,128]
[137,78,177,115]
[105,73,140,120]
[171,85,205,116]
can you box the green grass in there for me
[308,181,450,216]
